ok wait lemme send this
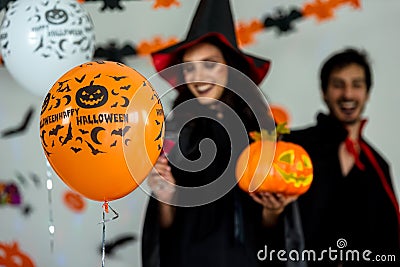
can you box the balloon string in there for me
[99,201,119,267]
[46,160,54,253]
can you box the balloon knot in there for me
[102,201,109,213]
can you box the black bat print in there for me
[73,37,87,46]
[58,79,70,87]
[111,126,131,137]
[154,123,163,141]
[120,85,131,90]
[79,129,89,134]
[75,74,86,83]
[71,147,82,153]
[107,75,127,81]
[110,140,117,147]
[49,125,64,136]
[85,141,105,155]
[61,123,73,146]
[40,130,48,147]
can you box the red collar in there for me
[344,118,368,170]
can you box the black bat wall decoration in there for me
[97,234,137,256]
[94,41,136,63]
[264,8,303,34]
[1,107,35,138]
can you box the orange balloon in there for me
[269,105,291,126]
[39,61,164,201]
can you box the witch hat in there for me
[151,0,271,86]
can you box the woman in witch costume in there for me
[141,1,304,266]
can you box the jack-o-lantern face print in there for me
[40,61,165,201]
[76,82,108,108]
[45,7,68,24]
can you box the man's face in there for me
[323,63,370,125]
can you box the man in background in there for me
[285,48,400,266]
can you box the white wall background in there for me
[0,1,399,266]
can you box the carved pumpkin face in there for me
[0,242,35,267]
[236,140,313,195]
[76,83,108,108]
[45,8,68,24]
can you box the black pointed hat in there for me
[151,0,271,86]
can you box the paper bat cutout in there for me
[236,19,264,47]
[85,0,125,11]
[98,234,137,256]
[94,41,136,64]
[263,8,303,34]
[153,0,180,9]
[1,107,35,138]
[302,0,360,22]
[136,36,178,56]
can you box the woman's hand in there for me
[250,192,298,227]
[148,155,176,203]
[147,155,177,228]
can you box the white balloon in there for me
[0,0,95,97]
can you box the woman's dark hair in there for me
[320,48,373,93]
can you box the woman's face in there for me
[182,42,228,105]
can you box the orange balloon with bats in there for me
[40,61,164,201]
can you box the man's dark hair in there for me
[320,48,373,92]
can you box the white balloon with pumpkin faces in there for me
[0,0,95,97]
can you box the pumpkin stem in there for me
[249,122,290,142]
[276,122,290,135]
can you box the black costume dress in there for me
[284,113,400,266]
[141,103,305,267]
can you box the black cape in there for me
[142,107,306,267]
[284,113,400,266]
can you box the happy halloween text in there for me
[40,108,129,128]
